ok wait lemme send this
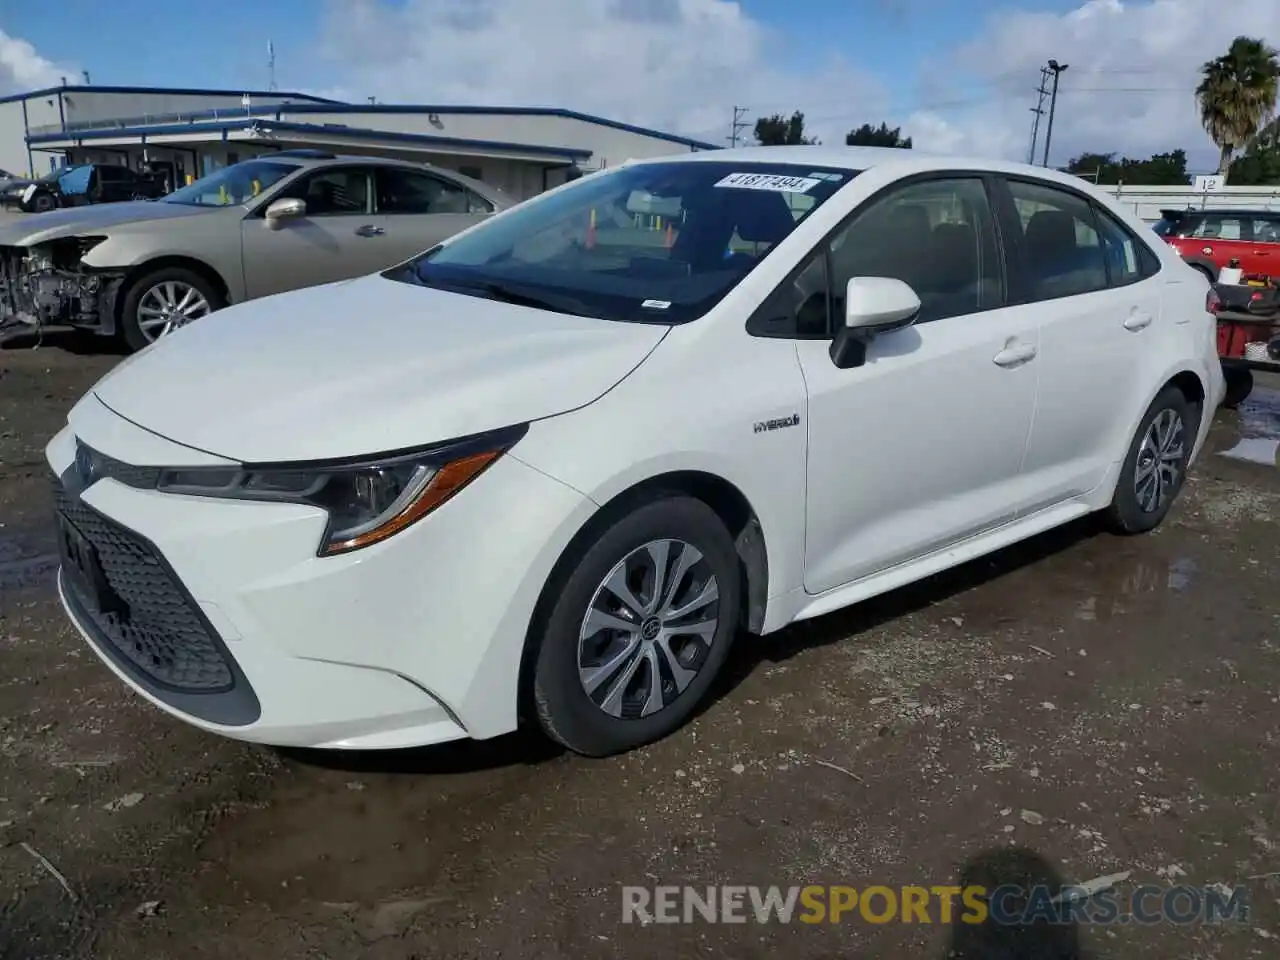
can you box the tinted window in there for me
[376,169,488,214]
[1189,214,1245,241]
[1095,207,1160,285]
[397,161,856,325]
[289,168,370,215]
[1007,180,1108,299]
[97,166,130,182]
[827,177,1004,324]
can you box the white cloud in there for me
[316,0,887,146]
[904,0,1280,168]
[0,29,73,96]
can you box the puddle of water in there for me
[1222,387,1280,466]
[0,531,58,592]
[1074,556,1198,621]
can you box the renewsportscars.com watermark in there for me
[622,884,1249,926]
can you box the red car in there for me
[1154,207,1280,282]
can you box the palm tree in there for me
[1196,36,1280,183]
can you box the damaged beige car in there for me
[0,150,508,352]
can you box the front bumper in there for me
[46,406,597,749]
[0,243,118,332]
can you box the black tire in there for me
[1222,366,1254,409]
[1107,386,1193,535]
[117,266,224,353]
[30,191,56,213]
[532,495,741,757]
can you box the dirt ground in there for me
[1,333,1279,959]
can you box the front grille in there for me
[54,478,234,692]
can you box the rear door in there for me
[372,166,496,259]
[999,177,1164,511]
[1248,213,1280,276]
[240,165,391,299]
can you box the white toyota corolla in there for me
[47,146,1224,757]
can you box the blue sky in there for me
[5,0,1078,106]
[1,0,1275,168]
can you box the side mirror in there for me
[265,197,306,229]
[830,276,921,369]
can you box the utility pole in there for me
[727,106,749,148]
[1041,59,1069,168]
[1028,66,1050,165]
[267,40,278,93]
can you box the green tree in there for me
[1065,149,1189,185]
[754,111,818,146]
[1228,120,1280,184]
[845,122,912,148]
[1195,35,1280,182]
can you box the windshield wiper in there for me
[456,280,599,319]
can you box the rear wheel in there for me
[531,495,741,757]
[118,266,223,353]
[1222,366,1254,409]
[31,191,56,213]
[1107,386,1192,535]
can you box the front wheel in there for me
[118,267,223,353]
[531,495,741,757]
[30,191,56,213]
[1107,386,1193,535]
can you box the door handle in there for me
[993,340,1037,367]
[354,224,385,237]
[1123,310,1153,331]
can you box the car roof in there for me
[628,145,1102,189]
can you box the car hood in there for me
[92,273,668,463]
[0,201,217,246]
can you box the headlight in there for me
[154,425,527,556]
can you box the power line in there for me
[727,106,750,148]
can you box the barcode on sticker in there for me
[715,172,822,193]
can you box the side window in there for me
[1094,206,1160,286]
[827,177,1004,324]
[283,168,371,216]
[375,168,491,215]
[1189,214,1244,241]
[1252,216,1280,244]
[1006,179,1108,300]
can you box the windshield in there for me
[392,161,856,324]
[162,159,300,207]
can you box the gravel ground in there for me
[1,335,1279,959]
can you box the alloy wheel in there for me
[577,538,721,720]
[136,280,212,341]
[1134,408,1184,513]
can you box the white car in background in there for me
[47,146,1223,757]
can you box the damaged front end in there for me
[0,236,122,336]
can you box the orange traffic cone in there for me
[664,222,674,248]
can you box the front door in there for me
[798,175,1038,594]
[240,165,392,299]
[371,166,496,257]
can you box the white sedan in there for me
[47,146,1225,757]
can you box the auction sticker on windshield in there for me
[715,173,822,193]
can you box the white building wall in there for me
[281,109,706,168]
[1097,183,1280,221]
[0,100,32,177]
